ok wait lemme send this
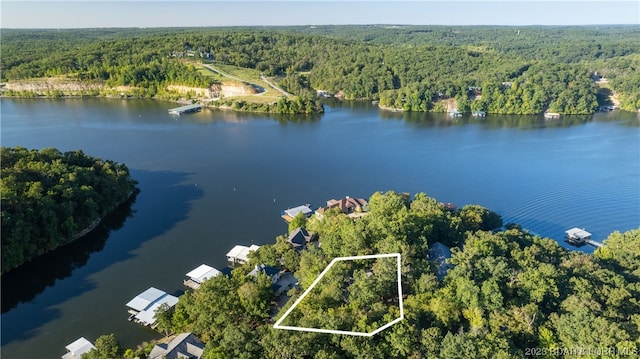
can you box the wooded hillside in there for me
[2,25,639,113]
[153,192,639,358]
[0,147,138,274]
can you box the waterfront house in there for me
[282,205,313,222]
[148,332,205,359]
[316,196,368,219]
[62,337,95,359]
[226,244,260,264]
[565,227,592,245]
[248,264,282,285]
[126,287,179,328]
[184,264,221,289]
[288,227,313,250]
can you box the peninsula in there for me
[0,147,139,274]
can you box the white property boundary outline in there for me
[273,253,404,337]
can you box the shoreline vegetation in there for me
[0,147,139,275]
[2,25,640,115]
[84,191,639,358]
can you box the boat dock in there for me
[281,204,313,222]
[168,104,202,115]
[565,227,603,247]
[585,239,603,248]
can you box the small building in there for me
[288,227,313,250]
[184,264,221,289]
[282,205,313,222]
[248,264,282,285]
[148,332,205,359]
[544,112,560,119]
[565,227,592,245]
[62,337,95,359]
[126,287,179,328]
[226,244,260,264]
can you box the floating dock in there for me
[565,227,602,247]
[168,104,202,115]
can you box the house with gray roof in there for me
[148,332,204,359]
[248,264,281,285]
[287,227,313,250]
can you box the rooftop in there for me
[185,264,221,284]
[284,205,313,218]
[62,337,95,359]
[226,244,260,263]
[126,287,166,312]
[565,227,592,239]
[133,293,179,327]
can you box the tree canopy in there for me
[2,25,639,113]
[144,191,639,358]
[0,147,138,274]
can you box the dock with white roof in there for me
[126,287,179,328]
[184,264,221,289]
[226,244,260,264]
[281,204,313,222]
[62,337,95,359]
[565,227,602,247]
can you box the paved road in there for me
[260,74,292,98]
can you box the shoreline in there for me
[2,188,140,276]
[70,188,140,242]
[3,92,634,116]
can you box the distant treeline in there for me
[0,147,138,274]
[2,25,639,113]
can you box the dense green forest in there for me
[2,25,639,113]
[89,191,638,358]
[0,147,138,274]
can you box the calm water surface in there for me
[1,98,639,358]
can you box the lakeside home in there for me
[287,227,313,250]
[247,264,282,285]
[315,196,368,219]
[148,332,205,359]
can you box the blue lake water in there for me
[1,98,639,358]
